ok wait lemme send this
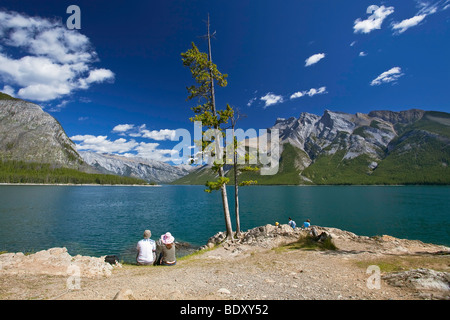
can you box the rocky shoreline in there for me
[1,224,449,300]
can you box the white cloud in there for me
[305,53,325,67]
[71,135,139,154]
[1,85,15,96]
[112,124,135,133]
[0,54,74,100]
[141,129,177,141]
[392,14,427,34]
[359,51,368,57]
[354,5,395,34]
[0,10,114,102]
[305,86,327,97]
[135,142,179,162]
[391,1,449,35]
[247,97,257,107]
[444,0,450,11]
[47,99,70,112]
[370,67,404,86]
[79,68,115,88]
[260,93,284,108]
[290,92,304,100]
[71,128,181,162]
[290,86,327,100]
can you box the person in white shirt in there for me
[136,229,156,265]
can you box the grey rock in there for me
[382,268,450,299]
[269,109,401,163]
[113,289,136,300]
[0,99,84,168]
[0,247,118,278]
[217,288,231,295]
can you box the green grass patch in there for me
[302,150,375,185]
[235,143,309,185]
[178,246,216,261]
[275,235,338,252]
[0,92,19,101]
[354,254,450,273]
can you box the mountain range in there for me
[176,109,450,185]
[79,151,194,183]
[0,92,449,185]
[0,92,191,184]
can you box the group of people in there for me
[275,217,311,229]
[136,218,311,266]
[288,217,311,229]
[136,230,177,266]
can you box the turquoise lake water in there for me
[0,185,449,262]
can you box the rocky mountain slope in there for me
[0,92,193,183]
[176,109,450,185]
[0,92,84,169]
[79,151,194,184]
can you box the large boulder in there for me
[202,224,305,249]
[382,268,450,300]
[0,247,119,278]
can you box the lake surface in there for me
[0,185,449,262]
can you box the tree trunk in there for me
[233,133,241,236]
[206,14,233,240]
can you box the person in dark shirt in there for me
[155,232,176,266]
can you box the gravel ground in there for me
[1,226,448,301]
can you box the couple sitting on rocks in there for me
[136,230,177,266]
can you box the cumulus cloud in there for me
[0,10,114,101]
[290,87,327,100]
[260,93,284,108]
[354,5,395,34]
[70,133,180,162]
[112,124,135,133]
[112,124,178,141]
[141,129,177,141]
[290,92,304,100]
[370,67,404,86]
[70,135,139,154]
[1,85,15,96]
[305,53,326,67]
[134,142,179,162]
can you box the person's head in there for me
[161,232,174,247]
[306,219,310,222]
[288,217,292,221]
[143,230,151,239]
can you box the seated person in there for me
[155,232,177,266]
[303,219,311,228]
[136,229,156,265]
[288,217,296,229]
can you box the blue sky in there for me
[0,0,449,163]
